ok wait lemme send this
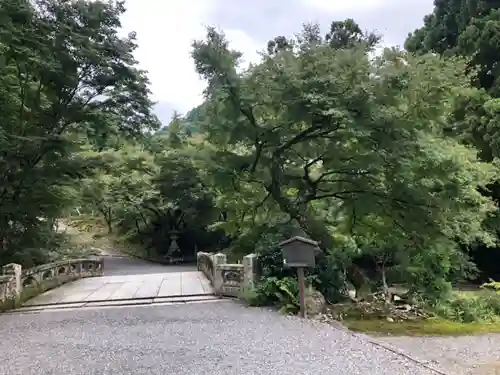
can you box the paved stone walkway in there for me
[21,255,215,310]
[101,254,197,276]
[23,271,214,307]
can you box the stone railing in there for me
[0,258,103,309]
[197,252,216,283]
[0,263,21,304]
[197,252,258,297]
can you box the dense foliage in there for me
[3,0,500,317]
[406,0,500,281]
[189,21,499,301]
[0,0,158,266]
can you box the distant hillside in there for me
[152,103,206,140]
[177,104,206,135]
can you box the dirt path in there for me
[57,219,130,257]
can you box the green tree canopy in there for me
[0,0,158,264]
[190,22,498,296]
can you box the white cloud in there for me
[303,0,390,12]
[224,29,262,69]
[120,0,209,114]
[120,0,262,115]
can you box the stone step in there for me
[11,294,222,313]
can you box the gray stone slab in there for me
[180,273,208,295]
[23,296,58,306]
[108,282,142,300]
[51,279,105,293]
[84,282,125,301]
[15,302,87,312]
[22,288,64,306]
[157,274,182,297]
[58,291,97,304]
[182,271,203,278]
[84,298,154,307]
[21,271,215,309]
[153,295,219,303]
[200,280,214,294]
[194,272,214,293]
[101,275,154,283]
[133,279,163,299]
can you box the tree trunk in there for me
[379,261,390,303]
[267,185,335,250]
[266,181,372,297]
[98,206,113,234]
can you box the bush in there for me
[481,279,500,292]
[0,228,69,268]
[257,243,346,303]
[432,291,500,323]
[66,215,107,232]
[257,244,296,280]
[247,276,300,313]
[237,223,353,306]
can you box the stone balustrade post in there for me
[213,253,227,294]
[243,254,258,290]
[196,251,203,271]
[2,264,22,296]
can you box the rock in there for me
[314,313,329,323]
[395,304,412,312]
[364,293,376,302]
[386,317,394,323]
[388,285,409,296]
[305,288,326,316]
[346,282,357,300]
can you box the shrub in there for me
[432,291,500,323]
[249,276,300,313]
[257,244,346,303]
[481,279,500,292]
[237,223,353,306]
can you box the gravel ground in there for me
[0,300,443,375]
[377,334,500,375]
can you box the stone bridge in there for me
[0,258,103,310]
[0,251,258,311]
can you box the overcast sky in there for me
[120,0,435,126]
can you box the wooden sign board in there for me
[280,236,319,268]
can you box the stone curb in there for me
[355,333,450,375]
[11,295,225,313]
[307,315,450,375]
[22,292,218,308]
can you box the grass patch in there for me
[330,287,500,336]
[453,289,483,299]
[345,317,500,336]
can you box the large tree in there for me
[0,0,158,264]
[191,22,497,296]
[405,2,500,160]
[406,1,500,94]
[406,1,500,279]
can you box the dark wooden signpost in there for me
[279,236,320,318]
